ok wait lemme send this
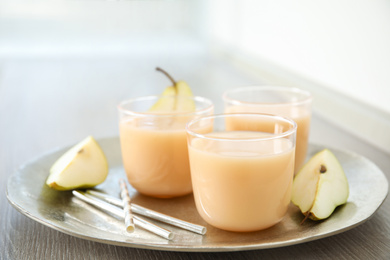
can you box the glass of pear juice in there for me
[186,113,297,232]
[117,95,214,199]
[223,86,312,173]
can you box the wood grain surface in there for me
[1,57,389,259]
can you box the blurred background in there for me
[1,0,389,151]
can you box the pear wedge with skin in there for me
[148,86,176,112]
[149,67,195,112]
[175,80,195,111]
[46,136,109,190]
[291,149,349,221]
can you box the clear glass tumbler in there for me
[118,95,213,198]
[186,113,297,232]
[223,86,312,173]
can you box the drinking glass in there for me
[118,96,213,198]
[186,113,297,232]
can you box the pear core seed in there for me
[320,165,327,173]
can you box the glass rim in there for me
[186,113,297,142]
[222,86,313,106]
[117,95,214,117]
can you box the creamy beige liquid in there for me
[188,131,295,232]
[119,117,193,198]
[226,106,310,172]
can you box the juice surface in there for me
[188,131,295,232]
[226,106,310,172]
[119,118,192,198]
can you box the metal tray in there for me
[6,137,389,252]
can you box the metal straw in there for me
[119,179,135,233]
[72,190,174,240]
[86,189,207,235]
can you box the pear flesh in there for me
[148,86,176,112]
[173,80,195,111]
[149,68,195,112]
[46,136,109,190]
[292,149,349,221]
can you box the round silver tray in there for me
[6,137,389,252]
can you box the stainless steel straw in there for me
[119,179,135,233]
[72,190,174,240]
[86,189,207,235]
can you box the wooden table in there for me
[1,57,389,259]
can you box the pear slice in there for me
[291,149,349,221]
[46,136,109,190]
[149,67,195,112]
[148,86,176,112]
[175,80,195,111]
